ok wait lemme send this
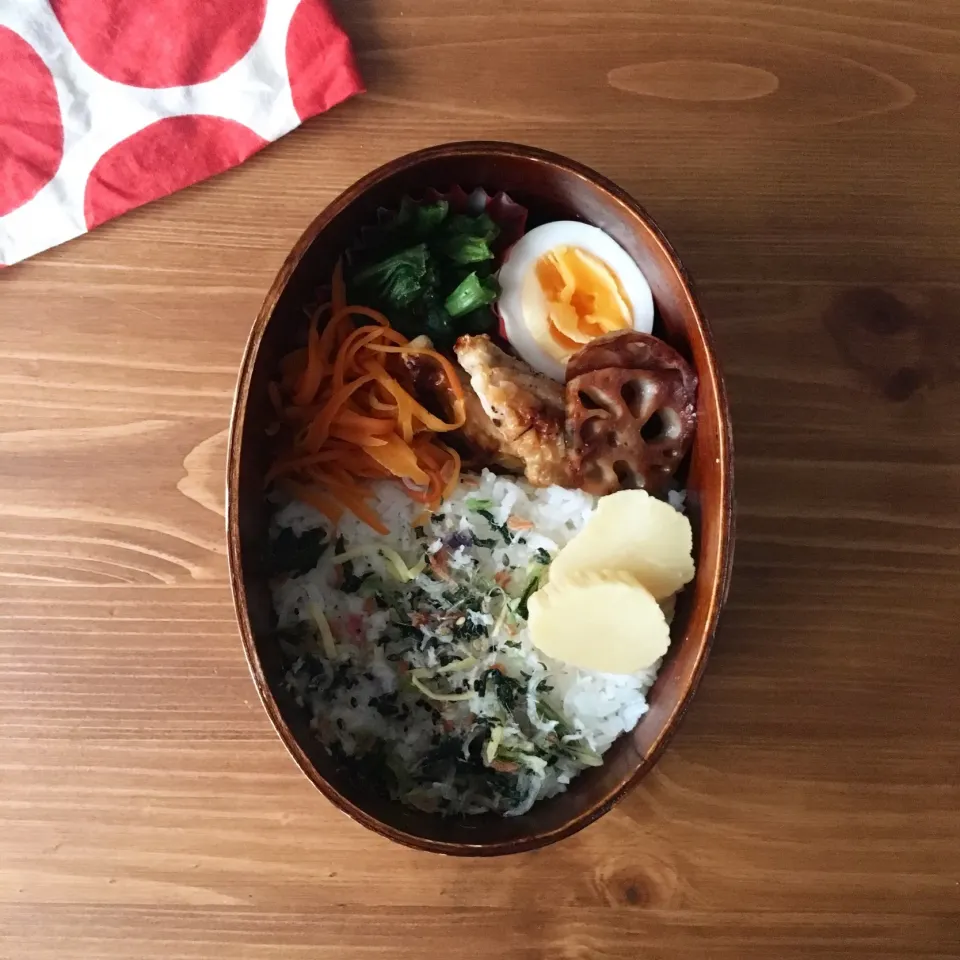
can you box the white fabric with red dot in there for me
[0,0,362,267]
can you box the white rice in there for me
[270,470,665,816]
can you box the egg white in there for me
[498,222,655,381]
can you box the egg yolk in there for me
[534,246,632,349]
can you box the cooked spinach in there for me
[516,552,552,620]
[476,668,525,710]
[348,199,501,349]
[444,272,498,317]
[451,613,487,643]
[476,508,512,542]
[352,243,429,308]
[417,734,467,779]
[268,526,327,576]
[516,574,542,621]
[342,569,373,593]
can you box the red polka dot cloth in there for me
[0,0,362,267]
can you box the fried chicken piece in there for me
[454,335,577,487]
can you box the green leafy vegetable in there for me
[445,272,499,317]
[515,578,540,621]
[348,199,503,349]
[440,218,497,264]
[516,553,552,620]
[352,244,428,308]
[477,508,512,542]
[447,212,497,242]
[476,668,525,710]
[269,527,327,577]
[443,235,494,265]
[420,290,454,345]
[342,569,373,593]
[413,200,449,233]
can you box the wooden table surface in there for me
[2,2,959,957]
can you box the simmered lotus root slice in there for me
[566,330,698,400]
[566,366,696,494]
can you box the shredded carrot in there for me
[331,304,395,330]
[282,481,344,526]
[317,298,353,368]
[264,449,341,486]
[329,424,390,447]
[319,477,389,535]
[507,516,535,532]
[333,325,390,392]
[280,347,307,387]
[439,445,461,500]
[368,395,396,414]
[333,409,395,434]
[364,434,430,486]
[299,373,376,451]
[292,305,330,406]
[429,550,453,581]
[268,261,464,530]
[403,470,443,505]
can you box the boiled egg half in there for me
[498,222,654,381]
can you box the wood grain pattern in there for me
[1,0,958,955]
